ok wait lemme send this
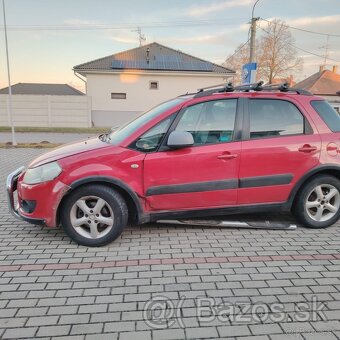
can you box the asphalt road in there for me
[0,132,98,144]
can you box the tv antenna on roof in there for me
[319,34,330,67]
[132,27,146,46]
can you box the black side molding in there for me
[240,174,293,188]
[146,179,238,196]
[147,174,294,196]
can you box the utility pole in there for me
[249,16,260,63]
[245,0,261,84]
[2,0,16,146]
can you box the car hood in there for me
[28,137,110,168]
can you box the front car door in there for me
[141,98,242,211]
[238,96,321,205]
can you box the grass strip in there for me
[0,142,62,149]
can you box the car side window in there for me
[249,99,304,139]
[175,99,237,145]
[131,116,173,152]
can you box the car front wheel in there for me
[294,175,340,228]
[60,184,128,246]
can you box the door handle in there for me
[298,145,317,153]
[217,153,238,160]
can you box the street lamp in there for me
[2,0,16,146]
[249,0,261,64]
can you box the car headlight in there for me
[23,162,62,184]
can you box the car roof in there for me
[177,81,324,102]
[178,90,325,103]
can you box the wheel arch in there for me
[287,165,340,209]
[57,176,146,226]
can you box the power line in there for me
[0,19,249,31]
[257,25,340,63]
[291,43,340,63]
[260,17,340,38]
[224,38,250,63]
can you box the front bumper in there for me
[6,166,45,225]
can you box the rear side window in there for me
[249,99,304,139]
[311,100,340,132]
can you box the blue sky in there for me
[0,0,339,91]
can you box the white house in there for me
[73,42,235,127]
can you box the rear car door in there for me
[141,98,242,211]
[238,97,321,205]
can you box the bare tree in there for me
[259,19,302,83]
[223,42,250,85]
[224,19,302,84]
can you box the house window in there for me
[149,81,159,90]
[111,93,126,99]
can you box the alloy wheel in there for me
[69,195,114,239]
[305,184,340,222]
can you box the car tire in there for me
[60,184,128,246]
[294,175,340,228]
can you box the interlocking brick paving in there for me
[1,148,340,339]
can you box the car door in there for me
[142,98,242,211]
[238,97,321,205]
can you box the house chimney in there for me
[333,65,338,74]
[287,75,294,87]
[319,65,325,73]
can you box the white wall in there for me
[0,95,92,128]
[86,71,231,126]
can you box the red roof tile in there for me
[294,70,340,96]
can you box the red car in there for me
[7,82,340,246]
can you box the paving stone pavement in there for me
[1,148,340,340]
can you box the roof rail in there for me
[262,82,313,96]
[193,82,234,98]
[177,91,201,97]
[190,80,313,98]
[233,81,264,92]
[197,82,230,91]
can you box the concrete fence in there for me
[0,95,92,128]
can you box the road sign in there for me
[242,62,257,84]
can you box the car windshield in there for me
[104,98,185,145]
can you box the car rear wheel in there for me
[61,185,128,246]
[294,175,340,228]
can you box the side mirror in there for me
[167,131,194,149]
